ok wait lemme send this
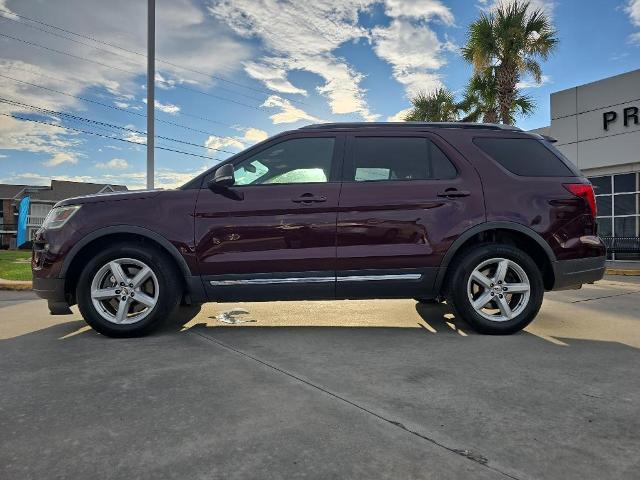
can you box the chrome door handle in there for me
[292,194,327,203]
[437,189,470,198]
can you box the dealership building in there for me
[531,68,640,261]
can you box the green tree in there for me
[462,1,557,124]
[459,69,535,124]
[404,87,461,122]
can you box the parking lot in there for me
[1,276,639,479]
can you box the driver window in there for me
[233,137,335,186]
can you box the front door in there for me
[336,133,484,299]
[195,134,344,301]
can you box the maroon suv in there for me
[32,122,606,337]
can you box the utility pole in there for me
[146,0,155,190]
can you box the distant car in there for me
[32,122,606,337]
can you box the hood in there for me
[55,189,164,207]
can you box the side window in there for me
[350,137,457,182]
[233,137,335,185]
[473,137,577,177]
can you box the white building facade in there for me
[532,69,640,261]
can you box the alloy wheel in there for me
[90,258,159,325]
[466,257,531,322]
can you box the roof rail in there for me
[299,122,522,131]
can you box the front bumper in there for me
[32,276,72,315]
[551,256,606,290]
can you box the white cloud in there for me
[626,0,640,26]
[384,0,455,24]
[96,158,129,169]
[122,126,146,145]
[0,0,251,159]
[479,0,555,18]
[205,126,269,152]
[517,74,551,89]
[242,127,268,143]
[387,107,412,122]
[143,98,181,114]
[208,0,378,121]
[43,152,78,167]
[261,95,323,124]
[372,17,449,96]
[0,154,8,158]
[626,0,640,44]
[205,136,245,151]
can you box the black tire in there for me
[76,242,182,337]
[445,243,544,334]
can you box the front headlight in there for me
[42,205,81,230]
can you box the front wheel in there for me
[76,243,182,337]
[446,244,544,334]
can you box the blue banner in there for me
[16,196,30,247]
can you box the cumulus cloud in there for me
[387,107,413,122]
[205,126,269,152]
[143,98,181,114]
[261,95,323,124]
[208,0,377,121]
[626,0,640,44]
[0,0,251,162]
[478,0,555,18]
[43,151,78,167]
[517,74,551,89]
[96,158,129,169]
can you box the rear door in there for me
[195,133,344,301]
[336,132,484,299]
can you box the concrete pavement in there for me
[1,277,639,479]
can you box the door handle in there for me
[437,189,471,198]
[292,193,327,203]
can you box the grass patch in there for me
[0,250,32,281]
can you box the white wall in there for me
[548,69,640,174]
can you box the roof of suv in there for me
[300,122,522,131]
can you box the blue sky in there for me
[0,0,639,189]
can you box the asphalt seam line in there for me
[570,290,640,303]
[188,329,521,480]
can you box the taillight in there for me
[563,183,597,217]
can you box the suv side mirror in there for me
[208,164,235,190]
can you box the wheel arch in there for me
[62,226,196,304]
[434,222,556,293]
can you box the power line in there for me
[0,72,242,140]
[0,30,266,112]
[0,13,269,105]
[0,97,238,155]
[1,10,309,106]
[1,112,224,161]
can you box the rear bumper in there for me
[551,256,606,290]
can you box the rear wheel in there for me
[446,244,543,334]
[76,243,182,337]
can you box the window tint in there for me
[474,138,576,177]
[351,137,456,182]
[233,137,334,185]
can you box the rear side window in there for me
[350,137,457,181]
[474,138,576,177]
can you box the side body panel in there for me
[335,131,486,299]
[438,129,606,262]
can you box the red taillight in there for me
[563,183,597,217]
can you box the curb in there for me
[605,268,640,276]
[0,279,32,291]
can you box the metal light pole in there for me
[146,0,155,190]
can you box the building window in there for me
[589,172,639,261]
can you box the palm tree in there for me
[404,87,461,122]
[462,1,557,124]
[459,69,535,124]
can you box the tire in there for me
[76,242,182,337]
[446,243,543,334]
